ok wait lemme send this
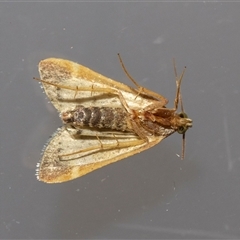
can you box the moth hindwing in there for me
[35,57,192,183]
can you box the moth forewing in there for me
[36,127,165,183]
[38,58,166,113]
[36,58,192,183]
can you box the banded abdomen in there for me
[61,105,132,132]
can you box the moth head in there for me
[173,111,192,160]
[176,112,192,134]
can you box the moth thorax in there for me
[61,106,131,131]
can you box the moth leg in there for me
[87,85,133,114]
[59,138,147,160]
[142,102,169,112]
[117,53,168,105]
[111,134,120,147]
[34,78,119,95]
[64,125,83,139]
[34,78,134,114]
[135,86,168,106]
[130,120,150,141]
[79,85,134,115]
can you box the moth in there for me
[35,55,192,183]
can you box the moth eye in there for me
[177,126,187,134]
[179,112,188,118]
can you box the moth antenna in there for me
[179,77,186,159]
[173,58,178,79]
[180,91,184,113]
[173,58,186,110]
[173,59,188,159]
[182,133,186,160]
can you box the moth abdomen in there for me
[61,106,132,131]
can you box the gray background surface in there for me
[1,2,240,239]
